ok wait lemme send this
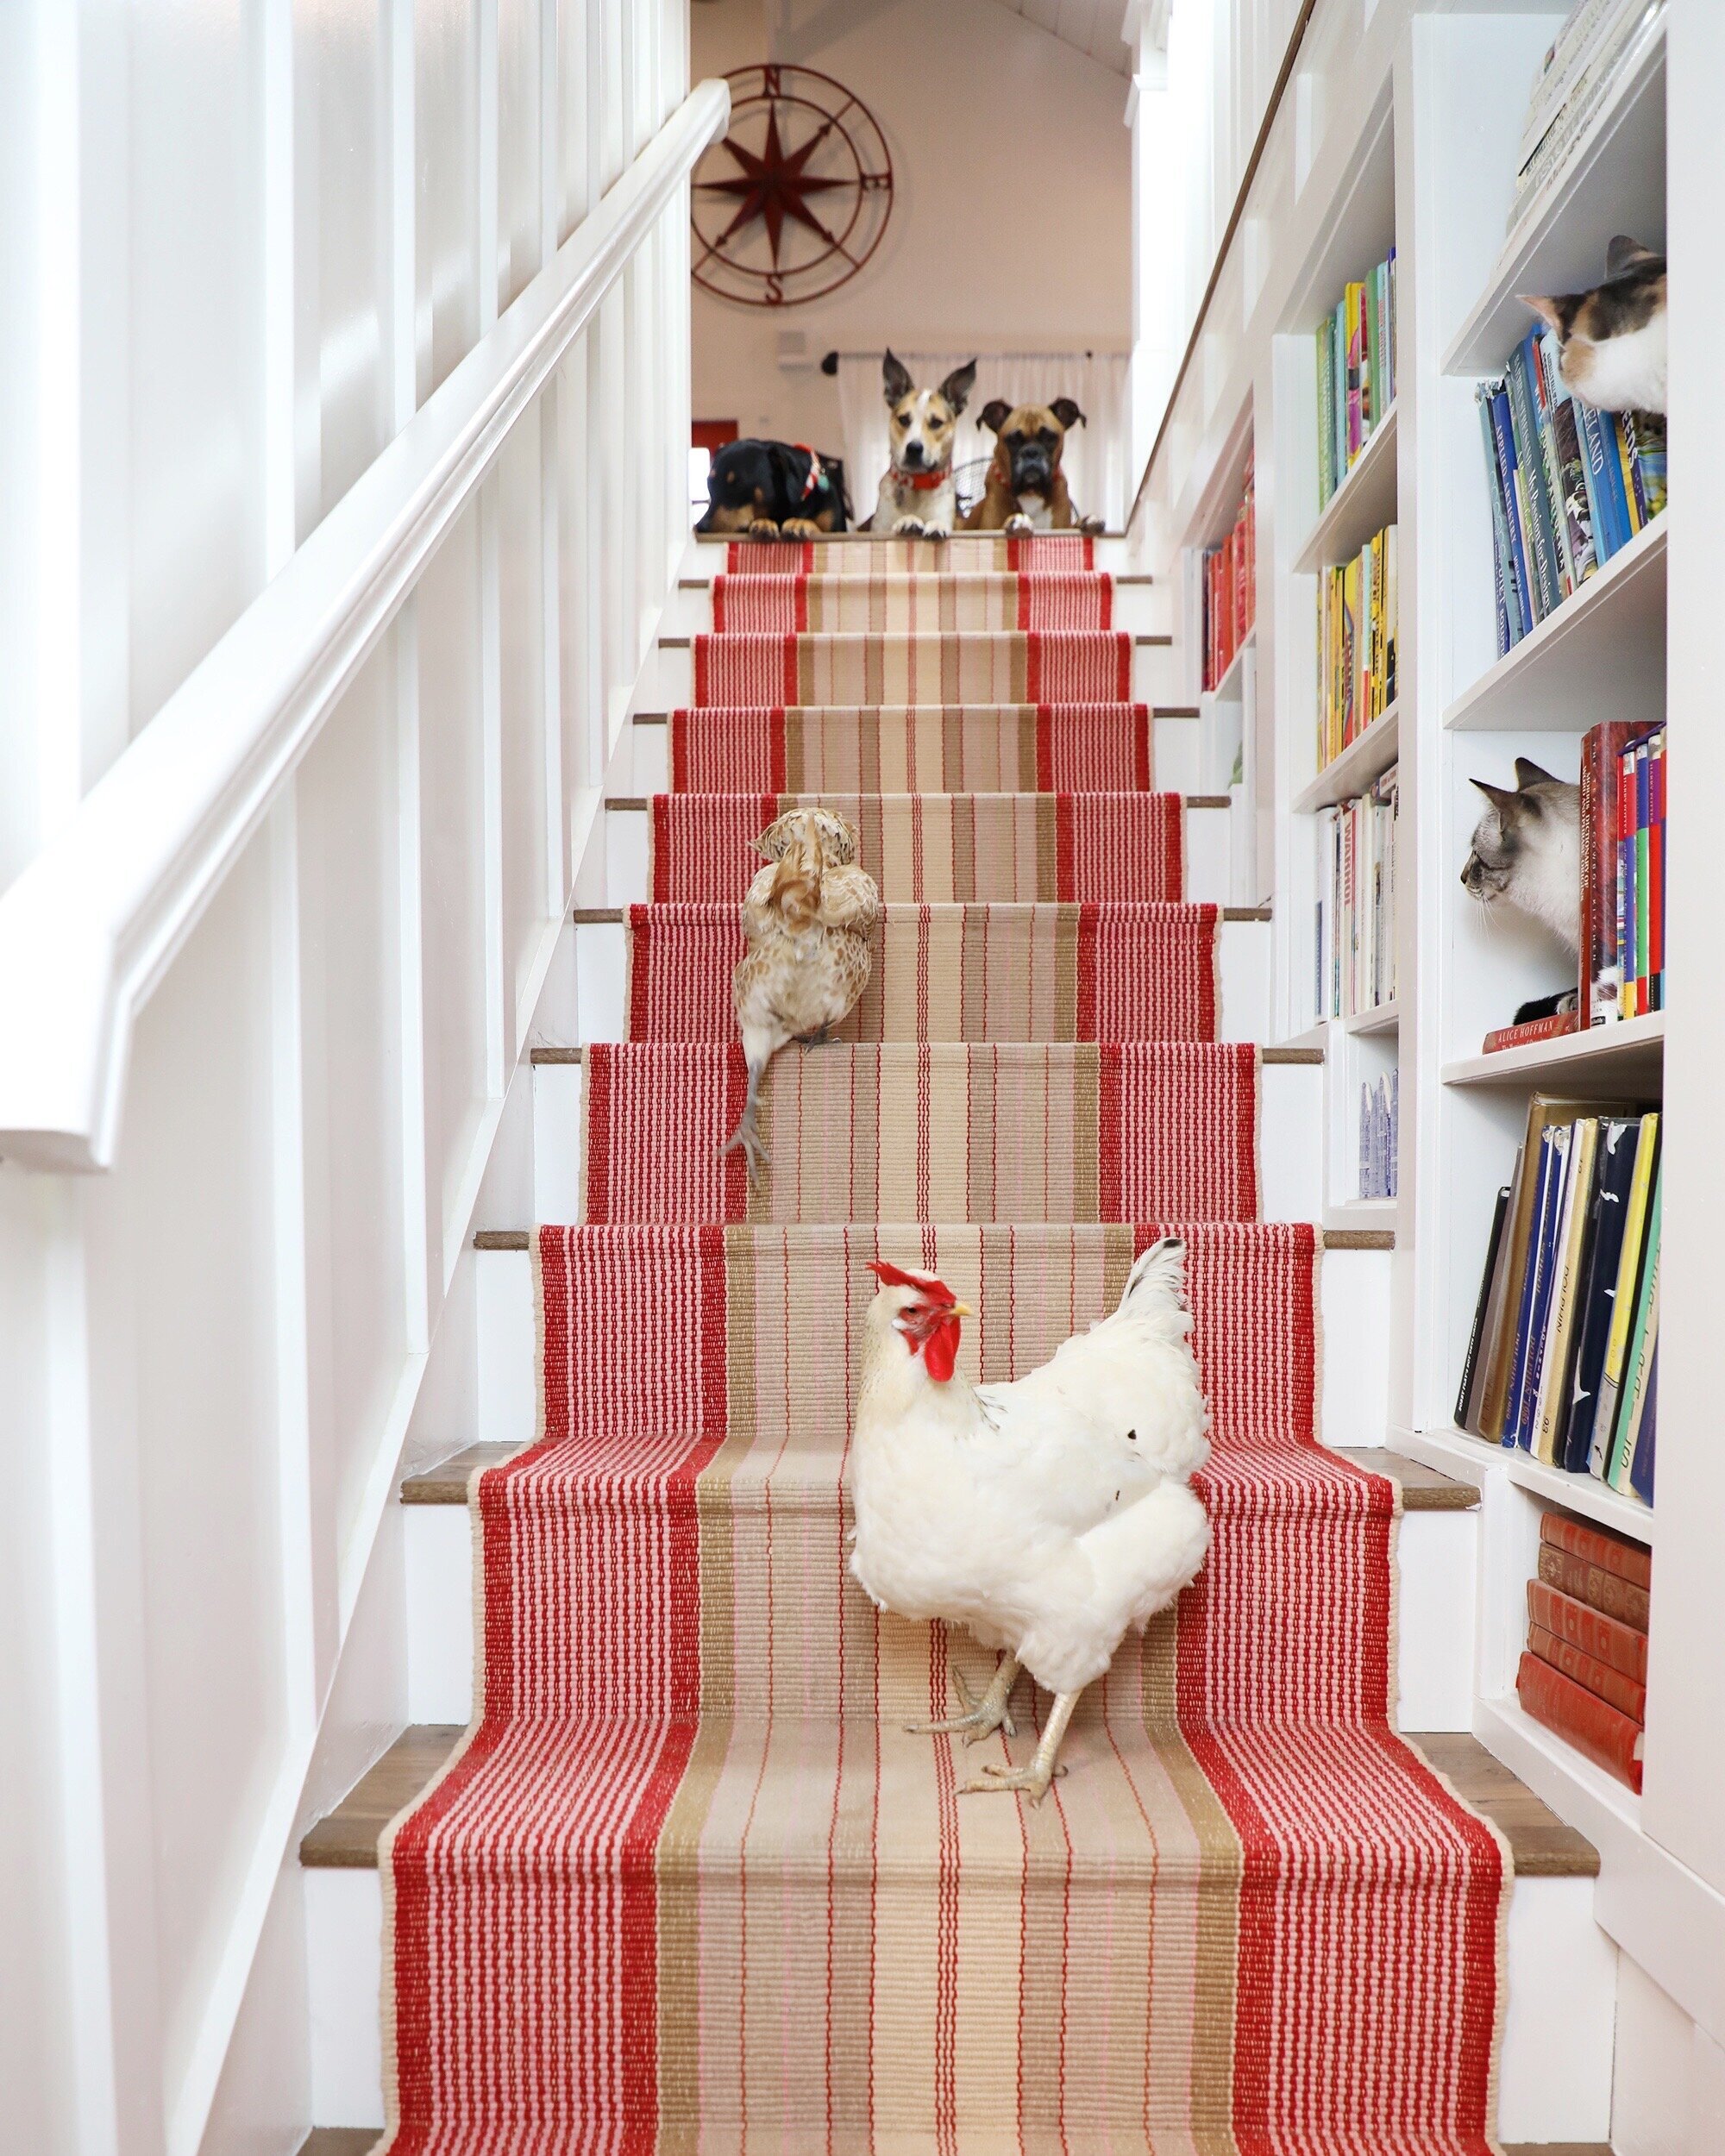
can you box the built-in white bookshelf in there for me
[1164,0,1672,1841]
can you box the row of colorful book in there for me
[1481,718,1668,1056]
[1476,329,1665,658]
[1317,521,1397,769]
[1517,1510,1650,1794]
[1512,0,1667,219]
[1314,768,1398,1022]
[1359,1072,1398,1202]
[1457,1096,1659,1504]
[1315,249,1396,510]
[1201,455,1256,692]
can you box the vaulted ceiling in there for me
[988,0,1132,76]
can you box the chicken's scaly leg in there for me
[722,1052,770,1187]
[961,1688,1079,1806]
[905,1653,1019,1743]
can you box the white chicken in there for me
[850,1241,1211,1802]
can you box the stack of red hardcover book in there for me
[1517,1508,1650,1792]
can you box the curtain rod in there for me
[818,348,1102,374]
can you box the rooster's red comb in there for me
[866,1258,958,1305]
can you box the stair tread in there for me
[298,1721,1596,1878]
[298,2137,1608,2155]
[404,1441,1474,1513]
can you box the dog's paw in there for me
[748,517,782,540]
[924,523,950,542]
[1004,513,1036,536]
[1079,513,1107,536]
[892,516,928,537]
[780,517,821,540]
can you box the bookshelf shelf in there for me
[1443,1010,1664,1089]
[1442,15,1666,377]
[1293,699,1399,813]
[1476,1692,1644,1839]
[1293,401,1399,576]
[1442,514,1666,733]
[1209,623,1256,702]
[1346,1000,1400,1037]
[1400,1424,1655,1546]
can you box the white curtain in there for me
[836,351,1132,530]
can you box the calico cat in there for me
[1460,759,1581,952]
[1521,236,1666,415]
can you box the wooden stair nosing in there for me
[475,1222,1390,1257]
[297,1720,1596,1879]
[606,793,1234,812]
[533,1041,1313,1068]
[656,633,1171,649]
[299,2139,1609,2155]
[635,703,1199,724]
[571,905,1268,924]
[398,1441,1475,1516]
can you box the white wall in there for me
[688,0,1132,455]
[0,6,699,2154]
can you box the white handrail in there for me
[0,77,729,1175]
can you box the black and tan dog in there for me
[963,398,1104,533]
[696,439,849,539]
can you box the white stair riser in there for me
[601,799,1230,907]
[662,582,1171,638]
[679,537,1148,585]
[628,711,1201,796]
[470,1235,1387,1467]
[569,915,1274,1050]
[531,1057,1326,1225]
[404,1486,1468,1732]
[302,1847,1603,2139]
[646,642,1182,710]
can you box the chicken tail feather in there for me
[1119,1236,1188,1318]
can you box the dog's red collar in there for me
[890,464,949,492]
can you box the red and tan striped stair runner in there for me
[379,532,1509,2153]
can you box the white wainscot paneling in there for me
[298,635,411,1589]
[497,408,557,1031]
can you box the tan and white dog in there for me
[869,351,977,537]
[963,398,1104,533]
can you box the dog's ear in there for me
[881,349,913,404]
[938,359,978,416]
[1050,398,1087,431]
[978,399,1013,436]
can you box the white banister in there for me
[0,76,727,1176]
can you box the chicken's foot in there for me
[961,1689,1078,1806]
[722,1059,770,1188]
[794,1024,837,1049]
[906,1654,1020,1743]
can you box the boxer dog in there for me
[963,398,1104,533]
[869,351,977,537]
[696,439,848,539]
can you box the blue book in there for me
[1508,336,1562,618]
[1629,1340,1658,1505]
[1576,395,1629,561]
[1477,385,1515,653]
[1505,1126,1561,1447]
[1560,1116,1640,1471]
[1490,385,1534,642]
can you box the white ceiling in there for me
[988,0,1132,75]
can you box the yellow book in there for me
[1590,1112,1659,1474]
[1533,1117,1598,1464]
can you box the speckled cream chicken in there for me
[725,807,881,1183]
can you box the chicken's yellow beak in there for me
[947,1301,973,1318]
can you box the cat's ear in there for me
[1470,776,1519,813]
[1519,292,1565,337]
[1513,757,1562,790]
[1606,235,1661,279]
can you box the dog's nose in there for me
[902,440,925,467]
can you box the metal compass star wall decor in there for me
[692,64,894,307]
